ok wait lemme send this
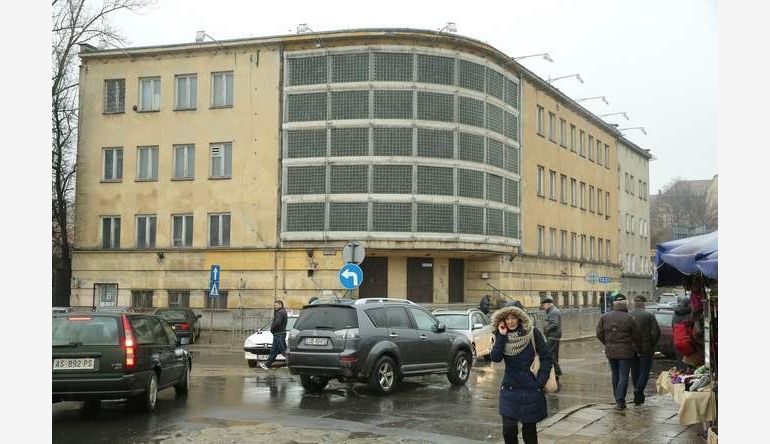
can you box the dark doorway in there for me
[448,259,465,303]
[359,257,388,299]
[407,258,434,303]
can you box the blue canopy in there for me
[654,231,718,286]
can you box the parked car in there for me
[656,293,689,309]
[94,306,139,313]
[153,308,202,344]
[243,313,299,367]
[52,312,192,412]
[648,307,676,358]
[53,307,75,314]
[287,298,473,395]
[432,308,495,363]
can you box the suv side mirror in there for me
[472,323,484,330]
[435,323,446,333]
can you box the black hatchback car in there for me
[52,313,191,412]
[287,298,473,395]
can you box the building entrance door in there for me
[358,257,388,299]
[407,258,433,303]
[448,259,465,303]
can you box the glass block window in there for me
[505,179,519,206]
[373,127,412,156]
[330,165,368,194]
[458,60,485,92]
[331,91,369,120]
[286,129,327,158]
[331,53,369,83]
[486,69,505,100]
[505,212,520,238]
[288,56,327,86]
[487,174,503,203]
[504,112,518,141]
[417,54,455,85]
[372,203,412,231]
[487,139,504,169]
[417,204,454,233]
[458,96,484,128]
[486,103,504,134]
[330,128,368,156]
[458,205,484,235]
[417,166,453,195]
[486,208,504,236]
[505,145,520,174]
[286,93,327,122]
[286,203,325,231]
[373,52,413,82]
[457,169,484,199]
[372,165,412,193]
[285,166,325,194]
[417,129,453,159]
[374,90,413,119]
[329,203,368,231]
[459,133,484,163]
[417,92,454,122]
[504,79,519,108]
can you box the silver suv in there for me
[287,298,473,395]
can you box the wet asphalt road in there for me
[52,339,679,443]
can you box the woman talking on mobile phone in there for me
[490,304,553,444]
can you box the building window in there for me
[579,182,586,210]
[101,216,121,249]
[630,175,635,196]
[136,215,157,249]
[102,147,123,181]
[211,71,234,107]
[536,105,544,136]
[579,130,585,157]
[559,118,567,146]
[589,185,595,212]
[172,214,193,248]
[131,290,154,309]
[536,166,545,197]
[560,230,567,258]
[580,234,586,260]
[173,144,195,179]
[624,172,629,193]
[630,215,635,234]
[598,238,604,262]
[597,139,604,165]
[570,232,577,259]
[103,79,125,113]
[210,142,232,178]
[174,74,197,110]
[570,178,577,207]
[605,191,610,219]
[606,240,611,262]
[136,146,159,180]
[548,112,556,141]
[570,124,576,152]
[208,213,231,247]
[597,188,603,215]
[537,225,545,255]
[138,77,161,111]
[560,174,567,204]
[589,236,595,261]
[549,228,557,256]
[95,283,118,307]
[639,179,644,200]
[168,290,191,308]
[548,170,557,200]
[588,135,594,161]
[604,144,610,169]
[205,290,228,309]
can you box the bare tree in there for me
[52,0,151,305]
[650,177,717,248]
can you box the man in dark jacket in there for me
[596,294,642,409]
[479,294,491,315]
[541,297,563,380]
[260,300,288,370]
[629,295,660,405]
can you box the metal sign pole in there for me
[208,294,214,345]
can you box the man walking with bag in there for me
[541,297,563,383]
[259,300,288,370]
[629,295,660,405]
[596,294,642,409]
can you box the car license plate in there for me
[256,354,269,360]
[53,358,95,370]
[304,337,328,346]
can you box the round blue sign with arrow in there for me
[339,263,363,289]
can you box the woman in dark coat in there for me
[491,305,553,444]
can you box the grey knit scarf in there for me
[504,326,534,357]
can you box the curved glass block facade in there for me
[281,46,521,245]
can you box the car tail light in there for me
[340,355,358,364]
[179,322,190,330]
[121,315,136,370]
[334,328,360,340]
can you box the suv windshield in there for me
[155,309,188,320]
[434,314,469,330]
[294,307,358,331]
[53,316,120,346]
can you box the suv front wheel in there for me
[368,356,397,395]
[447,351,471,386]
[300,375,329,393]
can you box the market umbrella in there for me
[654,231,718,286]
[696,250,718,280]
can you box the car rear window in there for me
[52,316,120,346]
[294,306,358,331]
[435,314,469,330]
[655,313,673,326]
[155,309,188,320]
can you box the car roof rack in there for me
[354,298,418,306]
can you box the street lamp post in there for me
[577,96,609,105]
[547,73,584,84]
[619,127,648,135]
[599,112,630,120]
[513,53,553,62]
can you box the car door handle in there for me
[419,334,427,340]
[389,332,398,338]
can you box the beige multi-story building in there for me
[71,29,629,311]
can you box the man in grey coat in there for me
[596,294,642,409]
[629,295,660,405]
[541,297,563,380]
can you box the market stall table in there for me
[656,371,716,425]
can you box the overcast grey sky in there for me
[110,0,717,193]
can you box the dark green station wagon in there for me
[52,312,191,412]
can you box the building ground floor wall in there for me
[70,248,623,311]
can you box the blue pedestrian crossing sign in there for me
[209,265,221,297]
[339,263,363,289]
